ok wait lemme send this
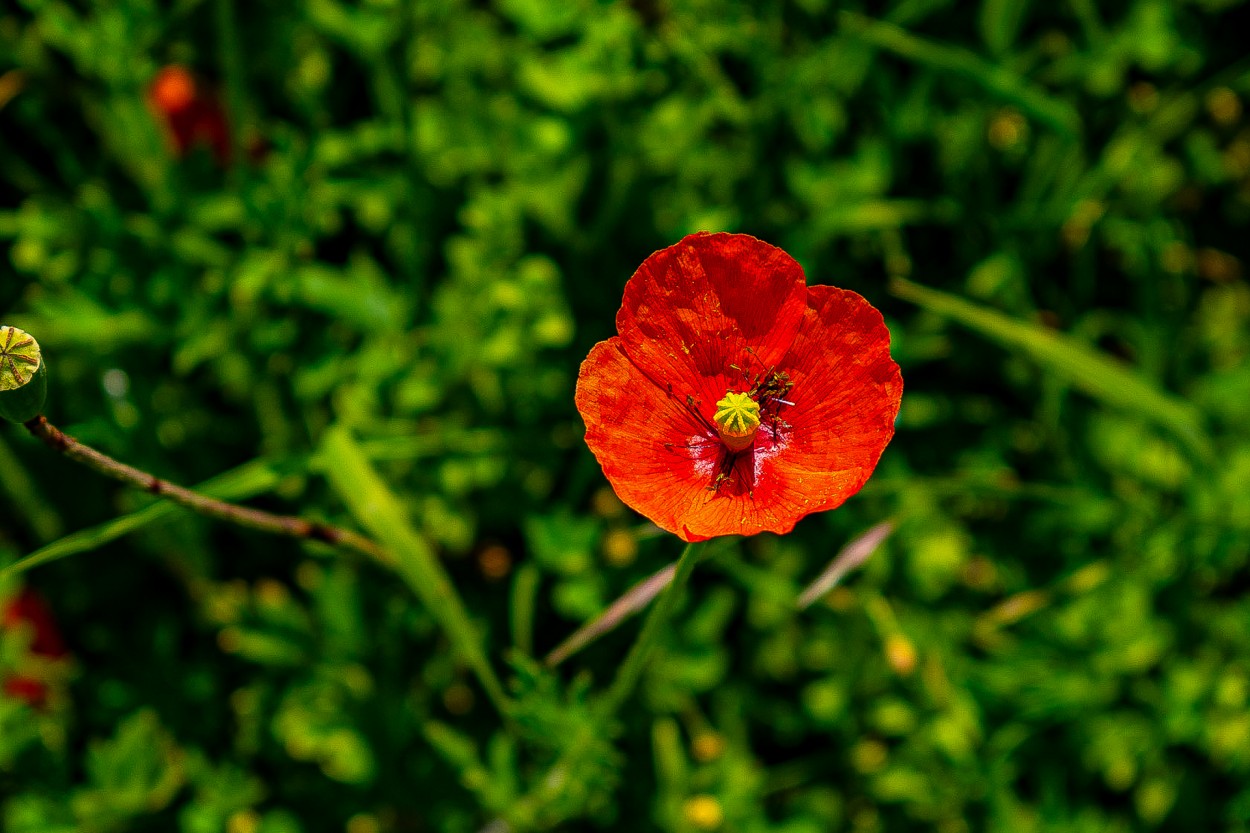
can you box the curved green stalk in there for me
[599,539,704,717]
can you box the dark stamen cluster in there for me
[663,349,797,497]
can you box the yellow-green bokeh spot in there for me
[714,391,760,452]
[0,325,47,423]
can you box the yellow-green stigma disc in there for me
[714,391,760,452]
[0,325,41,392]
[0,325,47,423]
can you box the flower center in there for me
[713,391,760,452]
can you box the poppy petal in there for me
[579,238,901,542]
[656,285,901,540]
[576,337,726,540]
[615,232,808,416]
[676,457,868,540]
[577,338,831,542]
[764,284,902,520]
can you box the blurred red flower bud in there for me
[147,64,233,164]
[2,586,69,707]
[149,65,197,116]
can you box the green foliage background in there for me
[2,0,1250,831]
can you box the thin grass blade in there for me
[797,522,894,610]
[890,277,1214,461]
[545,562,678,668]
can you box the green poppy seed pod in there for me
[0,325,47,424]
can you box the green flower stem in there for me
[0,432,62,543]
[214,0,245,162]
[491,539,705,831]
[21,415,390,565]
[214,0,260,222]
[599,538,704,717]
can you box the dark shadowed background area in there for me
[2,0,1250,831]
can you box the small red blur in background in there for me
[147,65,233,164]
[2,587,69,707]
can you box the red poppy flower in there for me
[575,232,902,542]
[2,587,68,707]
[147,65,232,164]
